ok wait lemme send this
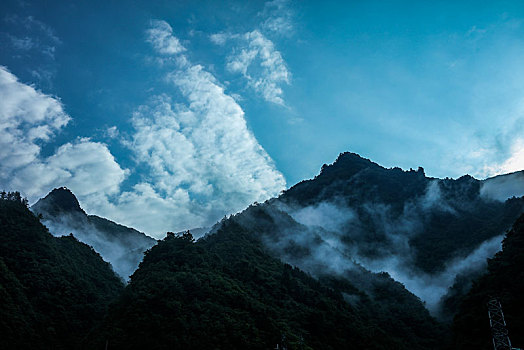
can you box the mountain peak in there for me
[319,152,380,177]
[32,187,85,216]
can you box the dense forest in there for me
[89,221,444,350]
[451,212,524,349]
[0,192,124,349]
[1,152,524,349]
[278,152,524,274]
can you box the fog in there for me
[481,171,524,201]
[42,213,155,281]
[263,180,507,315]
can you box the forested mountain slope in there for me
[225,153,524,314]
[32,187,156,279]
[0,192,124,349]
[452,213,524,349]
[91,221,445,350]
[279,152,524,274]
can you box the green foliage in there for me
[0,193,124,349]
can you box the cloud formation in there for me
[260,0,294,35]
[0,66,127,205]
[146,20,186,55]
[98,21,286,235]
[226,30,290,105]
[1,20,286,239]
[209,1,292,105]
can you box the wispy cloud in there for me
[209,1,293,106]
[226,30,290,106]
[146,19,186,55]
[210,30,290,106]
[481,137,524,176]
[260,0,294,36]
[1,15,61,87]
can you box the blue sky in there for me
[1,0,524,237]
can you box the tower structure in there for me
[487,297,519,350]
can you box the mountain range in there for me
[2,151,524,349]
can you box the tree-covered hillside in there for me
[91,220,444,350]
[452,213,524,349]
[0,192,124,350]
[32,187,156,279]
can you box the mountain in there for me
[0,192,124,349]
[89,222,445,350]
[480,170,524,201]
[32,187,156,279]
[451,212,524,349]
[217,152,524,314]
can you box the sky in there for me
[1,0,524,238]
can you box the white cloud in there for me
[260,0,294,35]
[0,66,70,170]
[102,21,286,236]
[208,1,293,106]
[209,33,229,45]
[146,19,186,55]
[105,125,119,139]
[457,135,524,179]
[1,21,286,240]
[223,30,291,105]
[0,66,127,206]
[486,137,524,175]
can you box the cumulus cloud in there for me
[0,66,127,205]
[1,20,286,240]
[0,66,69,171]
[85,20,286,236]
[146,19,186,55]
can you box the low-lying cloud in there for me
[41,213,155,280]
[263,180,508,315]
[480,171,524,202]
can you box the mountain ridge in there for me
[31,187,156,280]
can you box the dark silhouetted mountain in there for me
[90,222,445,350]
[32,187,156,279]
[451,212,524,349]
[216,152,524,316]
[280,152,524,273]
[0,192,124,350]
[31,186,85,216]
